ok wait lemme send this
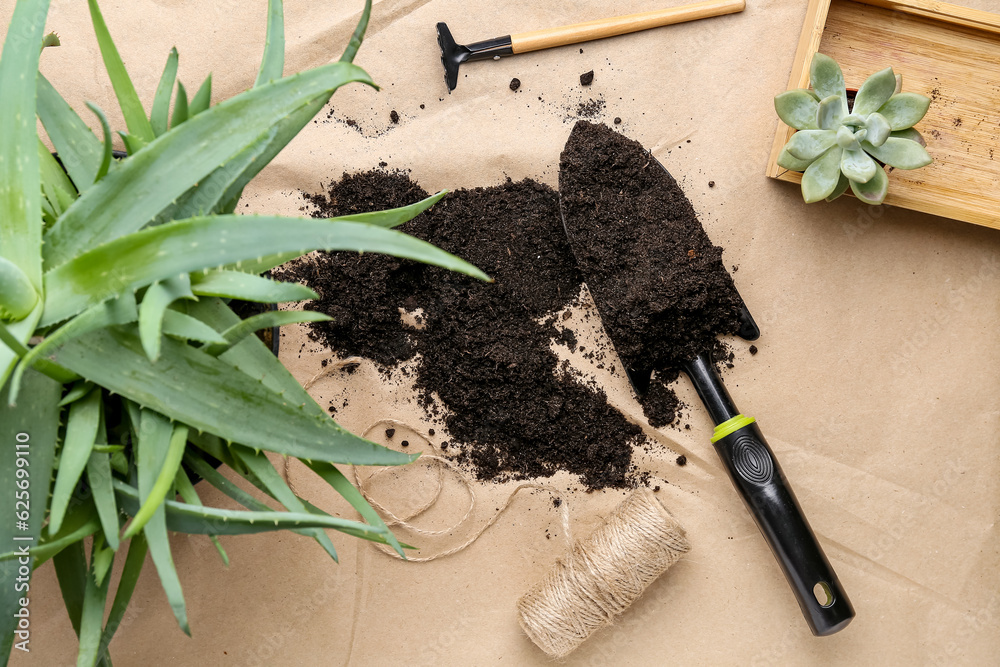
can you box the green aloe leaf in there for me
[50,325,416,466]
[37,74,104,192]
[53,542,87,637]
[24,498,101,566]
[825,173,851,201]
[173,469,228,565]
[205,310,331,356]
[774,89,819,131]
[136,410,189,634]
[139,274,195,361]
[49,388,102,535]
[226,189,449,276]
[117,132,147,156]
[255,0,285,86]
[86,451,120,550]
[809,53,848,116]
[86,0,155,144]
[191,270,317,302]
[151,48,179,137]
[189,75,212,116]
[61,380,95,406]
[161,309,228,345]
[801,146,844,203]
[0,257,39,321]
[96,534,147,660]
[865,112,892,147]
[170,81,189,129]
[776,147,813,172]
[78,541,113,667]
[38,140,78,221]
[43,63,376,269]
[853,66,896,116]
[0,0,49,295]
[123,420,187,540]
[784,129,837,161]
[86,103,114,183]
[841,147,877,183]
[42,215,488,326]
[113,479,394,542]
[877,92,931,130]
[232,445,339,561]
[850,162,889,204]
[861,137,932,169]
[816,94,845,130]
[9,293,137,405]
[150,92,329,227]
[340,0,372,64]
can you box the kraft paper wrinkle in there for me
[7,0,1000,665]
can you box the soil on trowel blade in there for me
[279,172,645,490]
[559,121,743,409]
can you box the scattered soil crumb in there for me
[390,110,399,124]
[708,180,715,188]
[749,345,758,355]
[676,455,687,466]
[385,428,395,439]
[510,78,521,91]
[614,117,622,125]
[580,70,594,86]
[575,99,605,119]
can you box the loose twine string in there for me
[290,361,690,657]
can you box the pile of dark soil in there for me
[279,173,645,489]
[279,121,741,488]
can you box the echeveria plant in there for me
[775,53,932,205]
[0,0,488,664]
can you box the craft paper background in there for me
[5,0,999,664]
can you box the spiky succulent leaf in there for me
[784,129,837,161]
[78,540,113,667]
[161,309,228,345]
[0,257,39,321]
[49,388,102,535]
[850,165,889,204]
[877,92,931,130]
[41,215,488,327]
[809,53,848,115]
[865,112,892,146]
[340,0,372,64]
[49,325,416,466]
[86,450,119,550]
[190,270,317,302]
[171,81,189,129]
[139,274,195,361]
[174,469,229,565]
[87,0,155,144]
[841,147,878,183]
[151,48,179,137]
[861,137,932,169]
[53,542,87,637]
[189,75,213,116]
[43,63,377,268]
[205,310,330,356]
[853,67,896,116]
[801,146,844,203]
[37,75,105,192]
[256,0,285,85]
[774,90,819,130]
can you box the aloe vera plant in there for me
[0,0,487,663]
[775,53,932,205]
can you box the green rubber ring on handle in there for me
[711,414,756,443]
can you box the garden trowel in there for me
[558,145,855,637]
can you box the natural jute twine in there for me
[516,487,690,659]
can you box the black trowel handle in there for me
[685,355,854,636]
[712,419,855,636]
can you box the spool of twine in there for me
[516,487,690,659]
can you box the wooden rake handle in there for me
[510,0,746,54]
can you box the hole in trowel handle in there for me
[813,581,835,607]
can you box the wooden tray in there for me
[765,0,1000,228]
